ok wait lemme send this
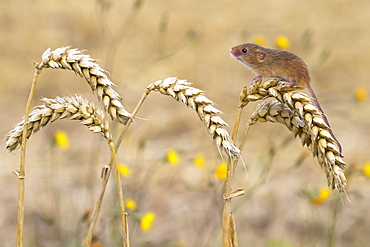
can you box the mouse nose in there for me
[230,48,240,57]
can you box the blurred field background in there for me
[1,0,370,246]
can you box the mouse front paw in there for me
[277,80,297,90]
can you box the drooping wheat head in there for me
[5,95,110,152]
[35,46,131,124]
[244,78,347,192]
[146,77,240,160]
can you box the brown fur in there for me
[230,43,310,88]
[231,43,343,154]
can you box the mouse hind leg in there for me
[251,75,262,85]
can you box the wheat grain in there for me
[242,78,343,155]
[35,46,131,124]
[5,95,110,152]
[146,77,240,160]
[248,99,347,192]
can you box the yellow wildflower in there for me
[252,34,266,46]
[141,212,155,232]
[193,154,205,169]
[355,87,368,102]
[167,149,179,166]
[118,163,131,177]
[54,130,70,150]
[82,238,103,247]
[125,198,137,211]
[275,35,290,49]
[311,187,331,205]
[362,161,370,177]
[91,242,103,247]
[215,162,227,180]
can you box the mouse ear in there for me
[257,50,266,62]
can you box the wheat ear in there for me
[4,95,130,245]
[146,77,240,160]
[35,46,131,124]
[242,78,344,155]
[246,87,347,192]
[5,95,110,152]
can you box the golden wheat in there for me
[240,77,302,105]
[242,78,344,152]
[146,77,240,160]
[248,97,347,192]
[5,95,110,152]
[35,46,131,124]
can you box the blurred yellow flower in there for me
[167,149,179,166]
[311,187,331,205]
[355,87,368,102]
[362,161,370,177]
[215,162,227,180]
[82,238,103,247]
[141,212,155,232]
[193,154,205,169]
[275,35,290,49]
[54,130,70,150]
[91,242,103,247]
[125,198,137,211]
[253,34,266,46]
[118,163,131,177]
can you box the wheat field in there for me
[1,0,370,246]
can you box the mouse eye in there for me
[241,48,248,53]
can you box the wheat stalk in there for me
[248,97,347,192]
[34,46,131,125]
[146,77,240,160]
[5,95,110,152]
[4,95,130,246]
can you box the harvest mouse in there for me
[230,43,342,154]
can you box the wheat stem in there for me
[222,160,239,247]
[222,105,246,246]
[115,91,149,152]
[16,66,42,247]
[85,166,111,247]
[85,92,151,246]
[84,141,130,247]
[109,141,130,247]
[231,105,244,141]
[86,86,150,247]
[238,123,251,153]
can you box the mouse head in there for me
[230,43,266,71]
